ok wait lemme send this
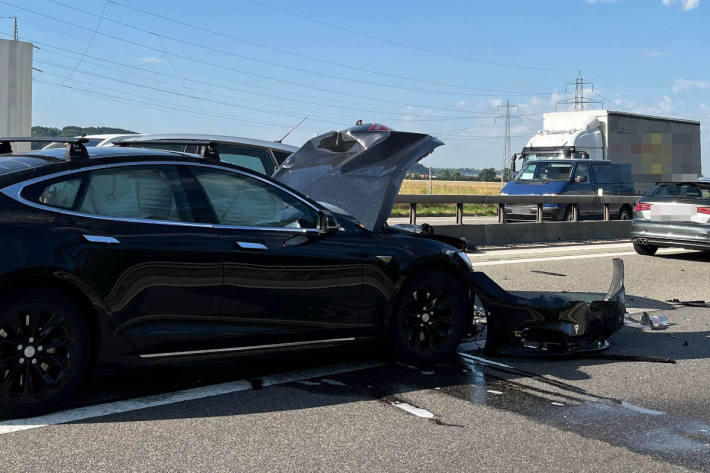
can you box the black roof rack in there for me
[0,137,90,160]
[115,139,220,162]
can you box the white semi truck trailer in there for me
[512,110,701,194]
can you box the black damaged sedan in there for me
[0,128,477,416]
[0,125,626,417]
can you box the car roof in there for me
[113,133,299,153]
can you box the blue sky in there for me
[2,0,708,170]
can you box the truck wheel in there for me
[619,207,632,220]
[390,270,468,365]
[0,288,90,418]
[633,242,658,256]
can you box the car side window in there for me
[77,166,191,222]
[36,178,82,209]
[218,145,274,176]
[574,164,591,183]
[24,166,193,222]
[191,167,318,228]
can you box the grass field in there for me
[392,180,504,217]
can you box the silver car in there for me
[112,134,298,176]
[631,180,710,255]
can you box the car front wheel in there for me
[390,270,468,364]
[0,288,90,418]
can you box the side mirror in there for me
[318,211,340,234]
[574,175,587,183]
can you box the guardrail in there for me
[395,194,640,225]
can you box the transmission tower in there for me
[496,99,519,180]
[556,70,603,111]
[12,16,17,40]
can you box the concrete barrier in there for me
[436,221,632,246]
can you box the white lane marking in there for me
[487,390,503,395]
[551,402,565,406]
[0,361,384,435]
[470,248,689,266]
[458,352,512,369]
[470,242,632,257]
[621,401,665,416]
[391,401,435,419]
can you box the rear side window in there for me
[646,183,710,199]
[23,165,194,222]
[218,145,274,175]
[37,178,82,209]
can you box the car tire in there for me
[389,270,468,365]
[0,287,90,418]
[619,207,632,220]
[633,242,658,256]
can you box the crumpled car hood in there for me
[273,124,443,232]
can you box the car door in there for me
[185,164,365,349]
[569,164,595,218]
[22,163,223,355]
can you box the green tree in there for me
[478,168,497,182]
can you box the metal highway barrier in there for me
[394,194,641,245]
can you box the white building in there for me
[0,39,32,152]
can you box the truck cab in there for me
[501,159,635,221]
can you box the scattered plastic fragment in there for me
[641,313,669,330]
[667,299,710,308]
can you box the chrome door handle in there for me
[235,241,267,250]
[83,235,120,244]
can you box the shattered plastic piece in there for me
[470,259,626,356]
[666,299,710,308]
[641,313,669,330]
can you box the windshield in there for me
[646,182,710,200]
[515,162,572,182]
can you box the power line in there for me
[245,0,575,73]
[34,48,506,122]
[100,0,551,95]
[36,0,549,98]
[4,3,553,114]
[61,0,108,84]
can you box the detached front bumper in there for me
[467,259,626,356]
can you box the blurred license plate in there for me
[650,204,694,221]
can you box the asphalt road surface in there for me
[1,242,708,472]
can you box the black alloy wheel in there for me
[0,289,89,417]
[619,207,633,220]
[391,270,467,364]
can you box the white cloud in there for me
[643,48,670,58]
[672,79,710,92]
[662,0,700,11]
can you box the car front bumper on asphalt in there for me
[631,220,710,251]
[467,259,626,356]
